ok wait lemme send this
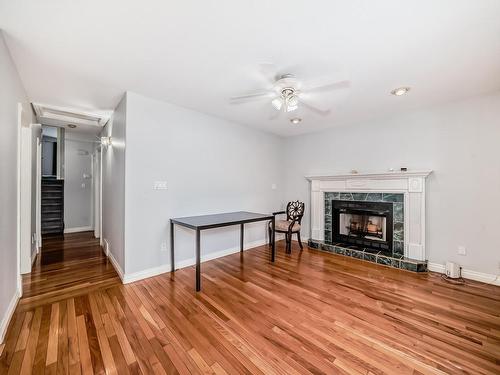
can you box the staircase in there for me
[41,177,64,235]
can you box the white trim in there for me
[122,237,283,284]
[64,226,93,234]
[108,250,124,281]
[428,262,500,286]
[36,137,42,250]
[16,104,22,295]
[305,170,433,181]
[31,251,37,266]
[20,126,32,274]
[0,288,21,344]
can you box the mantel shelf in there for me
[305,170,433,181]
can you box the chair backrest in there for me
[286,201,305,224]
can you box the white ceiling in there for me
[1,0,499,137]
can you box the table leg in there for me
[271,216,276,262]
[170,220,175,272]
[240,223,244,252]
[196,229,201,292]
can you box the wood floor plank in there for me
[1,231,499,374]
[19,308,42,375]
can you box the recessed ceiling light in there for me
[391,87,410,96]
[68,124,77,128]
[290,118,302,125]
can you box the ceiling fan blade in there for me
[304,80,350,93]
[257,63,279,85]
[229,90,274,103]
[298,98,331,116]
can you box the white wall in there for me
[284,91,500,276]
[101,95,126,275]
[0,31,30,342]
[64,133,94,230]
[123,92,284,277]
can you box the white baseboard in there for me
[0,288,21,344]
[64,226,93,234]
[428,262,500,286]
[122,236,284,284]
[108,249,124,282]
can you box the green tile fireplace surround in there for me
[307,239,428,272]
[306,171,432,273]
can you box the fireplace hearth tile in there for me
[351,250,363,259]
[335,247,346,255]
[393,203,404,223]
[340,192,354,200]
[325,192,340,200]
[308,239,426,273]
[364,253,377,262]
[391,259,401,268]
[352,193,368,201]
[320,243,335,253]
[393,222,404,241]
[393,241,404,256]
[377,256,391,266]
[308,239,320,249]
[401,261,418,272]
[382,193,404,203]
[366,193,383,201]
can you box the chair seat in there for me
[270,219,301,232]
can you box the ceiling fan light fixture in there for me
[271,97,283,110]
[290,117,302,125]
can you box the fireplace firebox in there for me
[332,200,393,252]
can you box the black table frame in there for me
[170,212,276,291]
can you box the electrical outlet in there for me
[160,241,168,252]
[271,183,277,190]
[457,246,466,256]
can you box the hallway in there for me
[20,232,120,310]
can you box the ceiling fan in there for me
[230,70,350,118]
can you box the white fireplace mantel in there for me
[306,171,432,261]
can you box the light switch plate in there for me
[271,183,277,190]
[458,246,466,256]
[153,181,168,190]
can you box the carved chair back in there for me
[286,201,305,224]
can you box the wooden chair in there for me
[269,201,305,254]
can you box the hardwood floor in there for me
[1,232,499,374]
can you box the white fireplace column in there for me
[306,171,432,261]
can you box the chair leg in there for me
[297,232,303,250]
[287,232,292,254]
[268,225,272,246]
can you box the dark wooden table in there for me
[170,211,276,291]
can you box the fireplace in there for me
[332,200,393,252]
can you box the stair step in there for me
[42,217,63,222]
[42,225,64,231]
